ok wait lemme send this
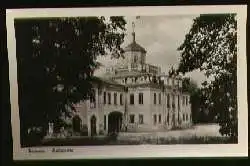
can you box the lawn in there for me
[39,135,234,146]
[24,124,237,147]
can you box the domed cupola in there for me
[124,31,147,54]
[122,21,147,66]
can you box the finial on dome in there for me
[132,21,135,42]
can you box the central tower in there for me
[122,21,147,68]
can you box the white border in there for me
[6,5,248,160]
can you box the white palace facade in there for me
[47,30,192,137]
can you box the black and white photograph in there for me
[6,6,247,159]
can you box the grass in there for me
[23,135,236,147]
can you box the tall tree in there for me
[14,17,126,145]
[174,14,237,140]
[182,77,207,124]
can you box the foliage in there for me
[14,17,126,144]
[174,14,237,139]
[182,77,214,123]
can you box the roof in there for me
[124,41,147,53]
[111,71,153,78]
[90,76,124,87]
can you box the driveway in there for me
[118,123,223,139]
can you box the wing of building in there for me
[46,30,192,138]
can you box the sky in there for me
[95,15,207,87]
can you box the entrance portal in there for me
[72,116,81,132]
[108,112,123,134]
[90,115,97,136]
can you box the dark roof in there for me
[90,76,124,87]
[111,71,153,78]
[124,41,147,53]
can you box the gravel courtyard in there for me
[117,123,223,140]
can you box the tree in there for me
[14,17,126,145]
[182,77,208,124]
[174,14,237,140]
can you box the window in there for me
[167,94,170,108]
[129,114,135,123]
[108,93,111,104]
[183,114,185,121]
[153,114,157,124]
[159,93,161,104]
[130,94,134,105]
[90,89,96,108]
[104,115,106,130]
[114,93,117,105]
[172,95,175,108]
[158,114,162,123]
[167,112,170,124]
[103,92,106,104]
[182,96,185,106]
[154,93,157,104]
[139,114,144,124]
[186,114,189,121]
[134,55,138,63]
[178,111,180,122]
[139,93,143,104]
[120,94,123,105]
[186,96,188,105]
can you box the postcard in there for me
[6,5,248,160]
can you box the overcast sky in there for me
[95,15,207,87]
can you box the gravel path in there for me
[118,124,223,139]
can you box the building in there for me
[46,27,192,138]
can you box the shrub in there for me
[99,130,105,135]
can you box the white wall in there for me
[75,84,192,135]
